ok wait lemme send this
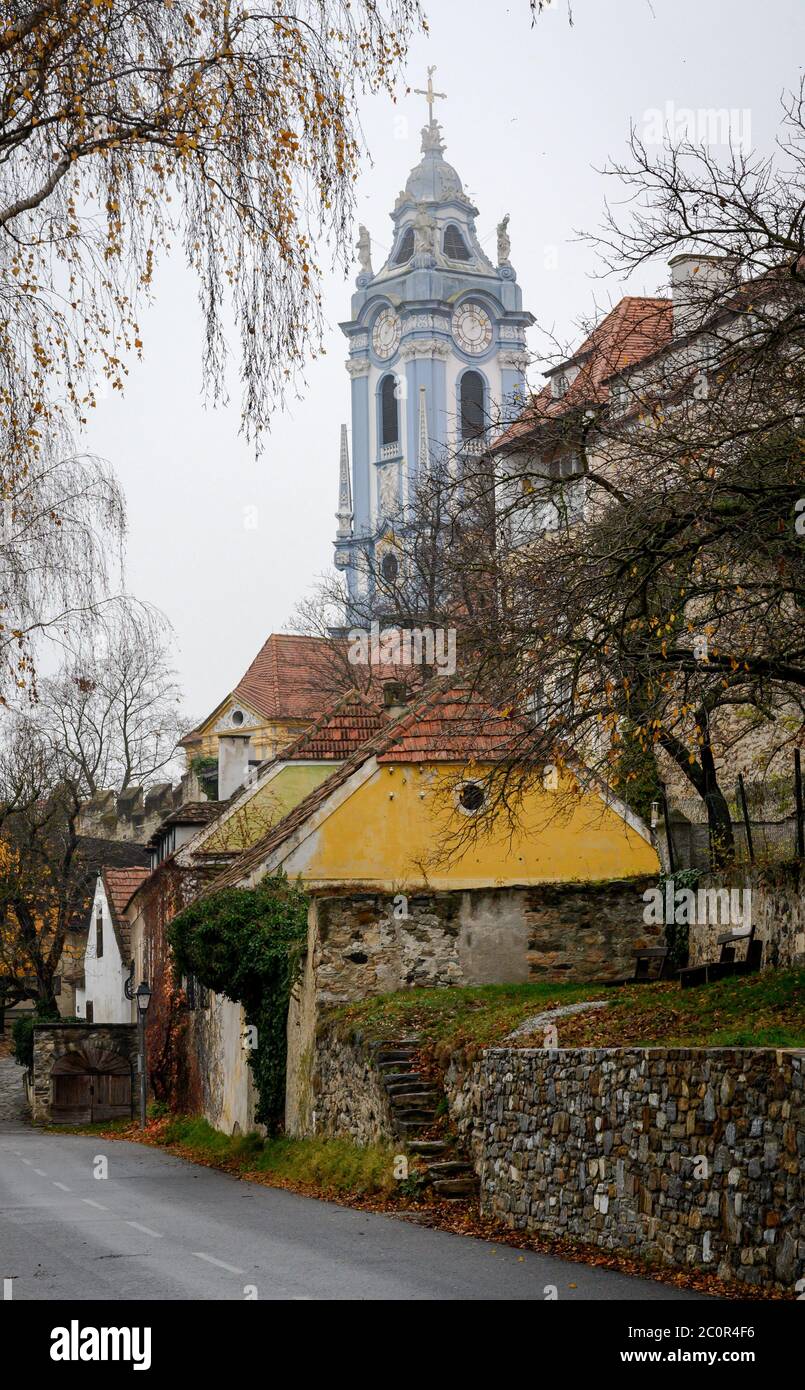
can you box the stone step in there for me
[378,1059,419,1071]
[432,1177,479,1199]
[393,1108,438,1124]
[424,1160,474,1177]
[407,1140,450,1155]
[384,1080,433,1097]
[376,1049,419,1064]
[389,1091,439,1108]
[394,1119,438,1133]
[381,1071,424,1087]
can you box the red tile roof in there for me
[495,296,672,449]
[100,865,151,961]
[101,866,150,922]
[232,634,338,722]
[279,690,387,761]
[376,687,528,763]
[207,683,531,892]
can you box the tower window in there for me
[460,371,486,439]
[443,224,470,260]
[380,374,399,447]
[380,551,399,582]
[393,227,414,265]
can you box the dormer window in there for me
[393,227,414,265]
[443,224,470,260]
[553,372,569,399]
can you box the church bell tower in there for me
[333,69,534,615]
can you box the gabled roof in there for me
[495,296,673,450]
[99,865,150,962]
[146,801,224,850]
[207,684,530,892]
[181,634,340,746]
[233,633,336,722]
[274,689,387,761]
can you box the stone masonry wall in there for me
[689,863,805,971]
[32,1023,138,1123]
[311,1032,395,1145]
[476,1047,804,1292]
[310,880,658,1001]
[285,881,659,1135]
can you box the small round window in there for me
[381,551,399,582]
[458,781,486,813]
[231,709,245,726]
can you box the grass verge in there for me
[331,968,805,1054]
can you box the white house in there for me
[75,867,150,1025]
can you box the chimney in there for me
[217,733,252,800]
[669,253,739,335]
[382,680,408,720]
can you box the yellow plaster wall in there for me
[285,763,659,888]
[184,713,314,766]
[204,763,337,852]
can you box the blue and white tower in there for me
[333,70,534,613]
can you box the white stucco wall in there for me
[75,877,132,1025]
[190,993,262,1136]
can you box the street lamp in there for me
[135,981,152,1129]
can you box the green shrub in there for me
[11,1005,60,1070]
[168,872,309,1131]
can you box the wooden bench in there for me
[680,924,762,988]
[632,946,669,983]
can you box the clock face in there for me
[452,302,493,356]
[372,308,401,361]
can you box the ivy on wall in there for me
[658,867,703,970]
[168,872,309,1130]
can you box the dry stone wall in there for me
[475,1046,804,1292]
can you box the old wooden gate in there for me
[50,1047,133,1124]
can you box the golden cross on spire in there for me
[414,65,446,125]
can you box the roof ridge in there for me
[206,680,448,894]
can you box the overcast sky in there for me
[80,0,804,720]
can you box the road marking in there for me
[127,1221,163,1238]
[53,1181,71,1192]
[192,1252,244,1275]
[82,1198,108,1211]
[33,1169,47,1177]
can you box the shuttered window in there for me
[381,374,399,446]
[444,224,470,260]
[393,227,414,264]
[460,371,485,439]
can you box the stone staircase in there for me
[374,1038,478,1200]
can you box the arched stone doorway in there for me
[50,1046,132,1124]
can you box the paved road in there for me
[0,1056,707,1302]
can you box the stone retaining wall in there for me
[310,1032,395,1144]
[475,1046,804,1292]
[286,881,659,1135]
